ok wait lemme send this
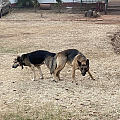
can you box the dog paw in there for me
[52,80,58,83]
[32,78,36,81]
[40,77,44,79]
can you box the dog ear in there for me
[86,59,89,70]
[77,60,81,66]
[17,56,21,62]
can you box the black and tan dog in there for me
[12,50,56,81]
[51,49,95,84]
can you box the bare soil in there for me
[0,9,120,119]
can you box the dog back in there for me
[66,49,80,64]
[50,49,80,74]
[27,50,55,65]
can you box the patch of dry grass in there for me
[1,103,75,120]
[110,31,120,54]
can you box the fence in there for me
[74,0,108,4]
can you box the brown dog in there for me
[51,49,95,84]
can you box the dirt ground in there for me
[0,9,120,119]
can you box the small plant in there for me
[110,31,120,54]
[3,113,32,120]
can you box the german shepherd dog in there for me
[51,49,95,84]
[12,50,56,81]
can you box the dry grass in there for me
[110,31,120,54]
[0,9,120,120]
[2,103,74,120]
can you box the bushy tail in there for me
[50,56,57,74]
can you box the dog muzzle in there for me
[12,64,19,68]
[81,72,86,76]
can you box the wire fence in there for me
[74,0,107,3]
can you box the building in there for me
[9,0,18,4]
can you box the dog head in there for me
[12,56,24,69]
[77,59,89,76]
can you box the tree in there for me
[31,0,39,12]
[56,0,62,13]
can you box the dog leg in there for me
[54,65,65,82]
[57,71,60,80]
[72,67,75,82]
[53,56,67,82]
[53,67,62,82]
[53,73,59,82]
[30,65,36,81]
[88,70,95,80]
[36,66,44,79]
[72,67,78,85]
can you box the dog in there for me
[51,49,95,84]
[12,50,56,81]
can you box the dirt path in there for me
[0,10,120,119]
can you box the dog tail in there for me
[50,56,57,74]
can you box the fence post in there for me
[104,0,108,14]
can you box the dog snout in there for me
[12,64,19,68]
[81,72,86,76]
